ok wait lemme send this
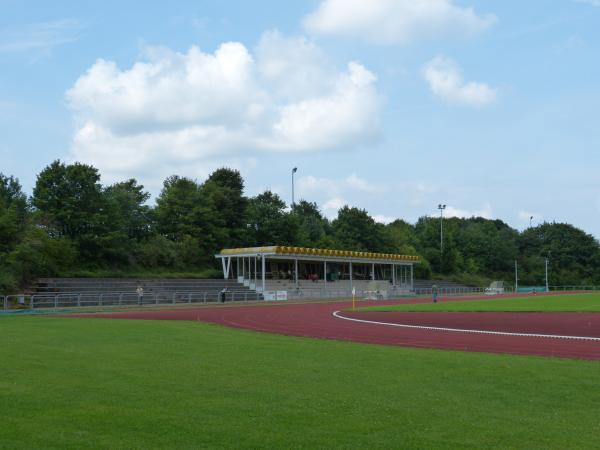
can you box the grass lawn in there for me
[2,315,600,449]
[357,293,600,313]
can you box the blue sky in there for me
[1,0,599,236]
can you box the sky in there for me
[1,0,600,236]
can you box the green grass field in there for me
[357,293,600,313]
[2,315,600,449]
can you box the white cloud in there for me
[303,0,496,45]
[66,31,381,185]
[322,197,347,214]
[296,174,385,218]
[441,203,493,219]
[574,0,600,6]
[0,19,83,55]
[297,174,385,198]
[372,214,396,224]
[422,55,497,107]
[297,175,441,221]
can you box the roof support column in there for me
[295,259,299,287]
[410,264,414,290]
[261,255,266,293]
[324,260,327,287]
[255,256,258,287]
[349,261,353,292]
[221,257,228,279]
[371,263,375,281]
[392,264,396,286]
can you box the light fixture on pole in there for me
[291,167,298,207]
[438,204,446,253]
[529,216,533,228]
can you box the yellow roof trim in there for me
[218,246,419,262]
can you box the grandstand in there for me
[19,247,476,307]
[216,245,420,299]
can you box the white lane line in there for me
[332,311,600,341]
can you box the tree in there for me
[292,200,329,246]
[246,191,300,246]
[154,176,201,241]
[0,172,78,292]
[0,174,28,253]
[518,223,600,285]
[331,206,390,252]
[104,179,152,241]
[385,219,416,254]
[32,160,109,262]
[207,167,244,192]
[32,160,105,238]
[203,168,247,248]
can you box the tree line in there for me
[1,160,600,292]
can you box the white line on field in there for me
[332,311,600,341]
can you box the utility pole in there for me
[291,167,298,208]
[438,204,446,254]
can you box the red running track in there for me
[71,299,600,360]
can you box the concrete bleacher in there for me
[34,278,256,296]
[31,277,475,304]
[264,278,474,299]
[264,279,413,299]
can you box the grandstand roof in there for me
[217,246,419,264]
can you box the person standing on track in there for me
[432,284,438,303]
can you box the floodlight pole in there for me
[438,204,446,254]
[515,260,519,293]
[291,167,298,207]
[545,258,549,293]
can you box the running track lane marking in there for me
[332,311,600,341]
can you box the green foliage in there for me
[155,175,201,241]
[246,191,300,245]
[331,206,391,252]
[3,162,600,292]
[518,223,600,285]
[292,200,329,246]
[32,160,105,239]
[0,174,28,253]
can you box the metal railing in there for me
[548,286,600,292]
[3,285,598,313]
[1,290,263,312]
